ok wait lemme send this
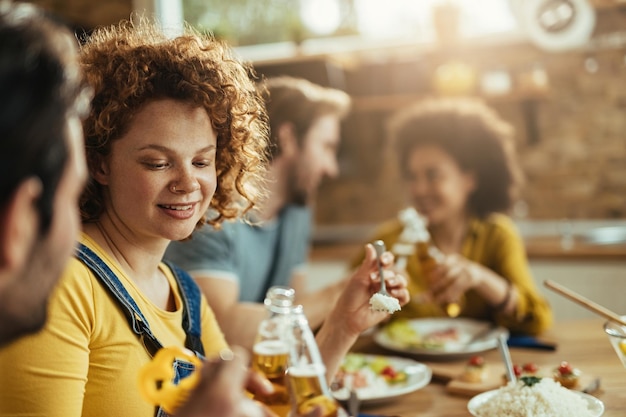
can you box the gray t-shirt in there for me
[165,205,311,302]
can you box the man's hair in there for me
[0,1,84,232]
[261,76,351,159]
[79,19,269,227]
[389,97,524,218]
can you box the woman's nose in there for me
[409,177,428,196]
[170,168,200,193]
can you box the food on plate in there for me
[383,319,459,349]
[502,362,540,384]
[369,292,401,313]
[460,355,487,383]
[332,354,408,398]
[553,361,581,389]
[521,362,540,376]
[473,377,596,417]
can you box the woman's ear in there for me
[0,177,42,269]
[464,170,477,194]
[90,154,110,185]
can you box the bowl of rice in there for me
[468,378,604,417]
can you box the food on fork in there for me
[553,361,581,389]
[369,240,401,314]
[370,292,401,313]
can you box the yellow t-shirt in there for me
[0,233,228,417]
[352,214,553,335]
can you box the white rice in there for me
[474,378,594,417]
[369,293,401,313]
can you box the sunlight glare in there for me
[300,0,342,35]
[354,0,517,40]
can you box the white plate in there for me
[331,354,431,405]
[467,388,604,416]
[373,318,508,360]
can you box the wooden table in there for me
[349,319,626,416]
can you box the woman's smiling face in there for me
[93,99,217,243]
[403,144,476,227]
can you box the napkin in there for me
[507,335,557,351]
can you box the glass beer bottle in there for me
[286,306,347,417]
[406,209,464,317]
[251,286,295,417]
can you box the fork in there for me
[347,389,360,417]
[373,240,390,296]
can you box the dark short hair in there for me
[79,19,269,227]
[0,1,84,232]
[390,97,523,218]
[262,76,351,159]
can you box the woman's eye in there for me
[145,161,168,169]
[194,159,213,168]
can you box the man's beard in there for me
[285,169,311,207]
[0,235,59,347]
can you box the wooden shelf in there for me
[590,0,626,9]
[351,90,549,112]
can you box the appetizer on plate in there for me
[460,355,487,383]
[553,361,581,389]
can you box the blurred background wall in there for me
[26,0,626,226]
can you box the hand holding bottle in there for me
[426,253,477,312]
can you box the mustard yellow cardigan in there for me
[353,214,553,335]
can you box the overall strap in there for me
[75,243,163,356]
[163,261,205,357]
[75,243,205,358]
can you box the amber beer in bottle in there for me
[285,306,346,417]
[251,286,295,417]
[398,208,462,317]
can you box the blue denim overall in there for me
[76,243,205,417]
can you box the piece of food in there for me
[332,353,408,397]
[369,292,401,313]
[522,362,539,375]
[297,395,339,417]
[519,375,543,387]
[502,362,540,385]
[138,346,203,414]
[384,319,421,347]
[383,320,460,350]
[553,361,581,389]
[459,355,487,383]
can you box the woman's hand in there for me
[427,254,515,315]
[327,243,410,339]
[316,243,409,382]
[427,254,480,306]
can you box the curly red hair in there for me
[79,19,269,228]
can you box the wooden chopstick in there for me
[544,280,626,327]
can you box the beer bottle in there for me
[285,305,347,417]
[251,286,295,417]
[395,207,463,317]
